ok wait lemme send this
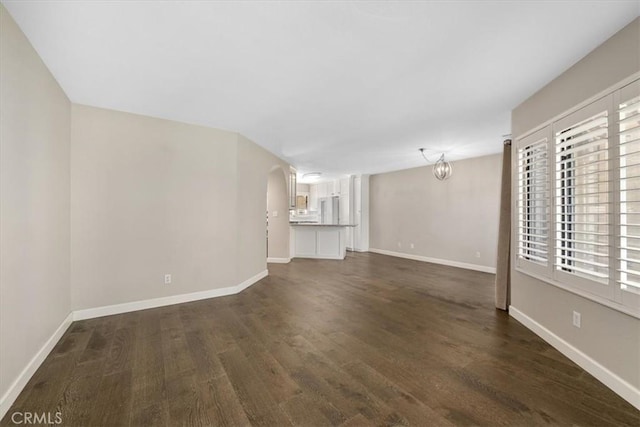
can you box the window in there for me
[554,104,610,293]
[618,85,640,308]
[515,78,640,317]
[517,128,550,276]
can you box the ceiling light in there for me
[302,172,322,181]
[419,148,453,181]
[432,154,453,181]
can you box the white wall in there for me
[353,175,370,252]
[511,18,640,395]
[0,3,71,411]
[369,154,502,271]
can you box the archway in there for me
[266,166,290,262]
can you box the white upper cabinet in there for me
[339,194,349,224]
[310,177,353,214]
[317,182,328,199]
[327,180,338,196]
[340,177,350,196]
[309,185,318,211]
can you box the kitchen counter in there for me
[289,223,351,260]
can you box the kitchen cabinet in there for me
[302,175,368,250]
[339,177,350,196]
[290,224,352,260]
[339,194,349,224]
[327,180,337,196]
[309,185,318,211]
[313,178,348,197]
[317,182,328,199]
[310,176,353,217]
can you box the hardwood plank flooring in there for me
[1,252,638,426]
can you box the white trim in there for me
[515,266,640,320]
[73,270,268,321]
[292,254,345,260]
[368,248,496,274]
[0,313,73,421]
[0,271,269,420]
[267,257,291,264]
[510,306,640,410]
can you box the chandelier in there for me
[419,148,453,181]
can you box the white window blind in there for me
[515,78,640,316]
[619,94,640,293]
[555,110,610,284]
[517,138,549,265]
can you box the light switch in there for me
[572,311,581,328]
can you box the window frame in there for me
[551,95,615,300]
[615,80,640,312]
[515,127,553,279]
[513,76,640,319]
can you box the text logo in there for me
[10,412,62,425]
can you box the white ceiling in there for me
[3,1,639,181]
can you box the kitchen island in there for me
[289,223,355,260]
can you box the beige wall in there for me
[1,3,291,412]
[236,134,290,273]
[267,168,290,260]
[71,105,242,309]
[514,18,640,137]
[70,109,290,311]
[370,154,502,270]
[511,18,640,389]
[0,4,71,405]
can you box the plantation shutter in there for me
[618,90,640,293]
[554,102,611,286]
[515,79,640,316]
[513,126,552,277]
[516,128,550,275]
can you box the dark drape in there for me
[495,140,512,310]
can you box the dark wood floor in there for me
[2,253,639,426]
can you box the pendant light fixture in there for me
[419,148,453,181]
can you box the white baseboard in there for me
[267,257,291,264]
[73,270,268,321]
[368,248,496,274]
[0,312,73,421]
[510,306,640,410]
[0,271,269,421]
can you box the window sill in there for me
[514,266,640,320]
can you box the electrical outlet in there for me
[410,243,415,249]
[164,274,172,285]
[572,311,581,328]
[476,251,481,258]
[272,211,278,217]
